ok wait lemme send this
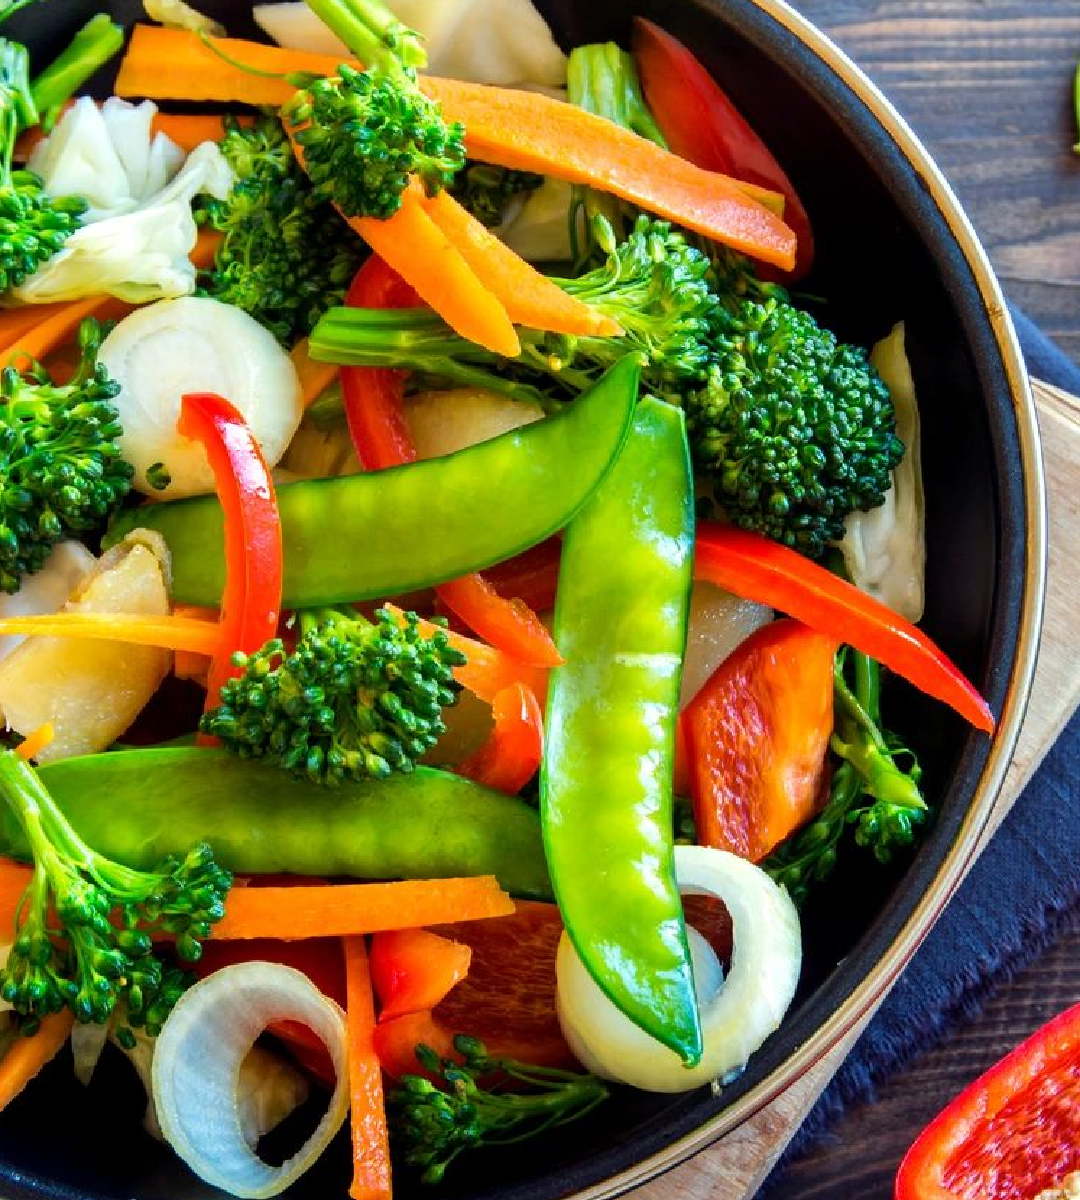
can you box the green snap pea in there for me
[106,357,641,609]
[0,749,552,899]
[540,397,700,1065]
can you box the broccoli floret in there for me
[310,214,902,557]
[282,0,465,221]
[390,1035,609,1185]
[0,317,132,593]
[686,297,904,557]
[763,648,926,906]
[0,39,85,291]
[200,606,466,786]
[449,162,543,228]
[0,747,230,1030]
[199,114,365,344]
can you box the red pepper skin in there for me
[632,17,814,280]
[176,392,282,725]
[436,574,563,668]
[693,523,995,734]
[455,682,544,795]
[369,928,472,1022]
[372,1009,460,1081]
[896,1000,1080,1199]
[683,619,837,862]
[479,536,561,614]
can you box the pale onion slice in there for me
[152,962,348,1198]
[556,845,801,1093]
[0,541,96,663]
[403,387,544,460]
[678,582,773,710]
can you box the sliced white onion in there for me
[0,541,96,663]
[556,845,801,1093]
[679,582,772,710]
[403,387,544,460]
[152,962,348,1198]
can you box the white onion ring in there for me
[151,962,348,1198]
[556,845,801,1093]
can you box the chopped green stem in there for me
[304,0,427,73]
[29,14,123,131]
[567,43,667,147]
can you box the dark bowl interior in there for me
[0,2,1029,1199]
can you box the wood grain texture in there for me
[796,0,1080,363]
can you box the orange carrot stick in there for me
[382,604,549,706]
[0,302,67,348]
[0,1011,75,1111]
[0,295,127,372]
[151,112,243,152]
[292,337,340,409]
[0,612,224,656]
[0,858,32,930]
[422,77,795,268]
[212,876,515,941]
[171,604,217,683]
[342,937,392,1200]
[191,227,223,271]
[419,190,619,338]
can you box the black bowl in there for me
[0,2,1045,1199]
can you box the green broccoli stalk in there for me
[448,162,543,228]
[0,317,133,593]
[200,606,466,786]
[199,114,366,344]
[0,748,231,1030]
[390,1035,609,1185]
[280,0,465,220]
[0,38,85,291]
[763,648,926,906]
[29,14,124,132]
[310,213,903,557]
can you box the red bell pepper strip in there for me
[895,1000,1080,1199]
[176,392,282,728]
[372,1009,460,1082]
[369,928,472,1022]
[476,537,561,614]
[343,259,564,668]
[455,682,544,796]
[632,17,815,280]
[693,523,995,734]
[682,619,837,861]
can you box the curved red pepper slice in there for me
[693,523,994,733]
[176,392,282,727]
[369,928,472,1022]
[896,1000,1080,1199]
[479,536,561,614]
[632,17,815,280]
[455,681,544,795]
[342,259,563,669]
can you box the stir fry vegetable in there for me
[0,2,1001,1195]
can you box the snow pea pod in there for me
[541,397,700,1065]
[107,357,641,609]
[0,749,551,899]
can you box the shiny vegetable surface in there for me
[107,356,640,608]
[895,1000,1080,1200]
[0,748,553,898]
[541,397,700,1065]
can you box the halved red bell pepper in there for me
[343,258,563,669]
[455,681,544,795]
[682,618,837,861]
[176,392,282,724]
[896,1000,1080,1199]
[369,928,472,1022]
[632,17,814,280]
[693,523,995,734]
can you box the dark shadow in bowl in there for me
[0,2,1028,1199]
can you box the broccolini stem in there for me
[304,0,427,73]
[567,43,667,148]
[29,14,123,131]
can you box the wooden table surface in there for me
[757,2,1080,1196]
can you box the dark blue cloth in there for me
[760,309,1080,1187]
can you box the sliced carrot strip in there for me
[212,876,515,940]
[0,295,127,372]
[190,227,223,271]
[382,604,549,707]
[171,604,217,683]
[419,190,619,337]
[422,77,794,268]
[292,336,340,409]
[0,612,224,656]
[342,937,393,1200]
[0,859,32,931]
[152,111,241,152]
[0,1011,75,1111]
[0,302,67,348]
[14,725,54,763]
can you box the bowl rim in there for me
[571,1,1047,1196]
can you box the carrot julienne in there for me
[0,1011,75,1112]
[0,612,224,655]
